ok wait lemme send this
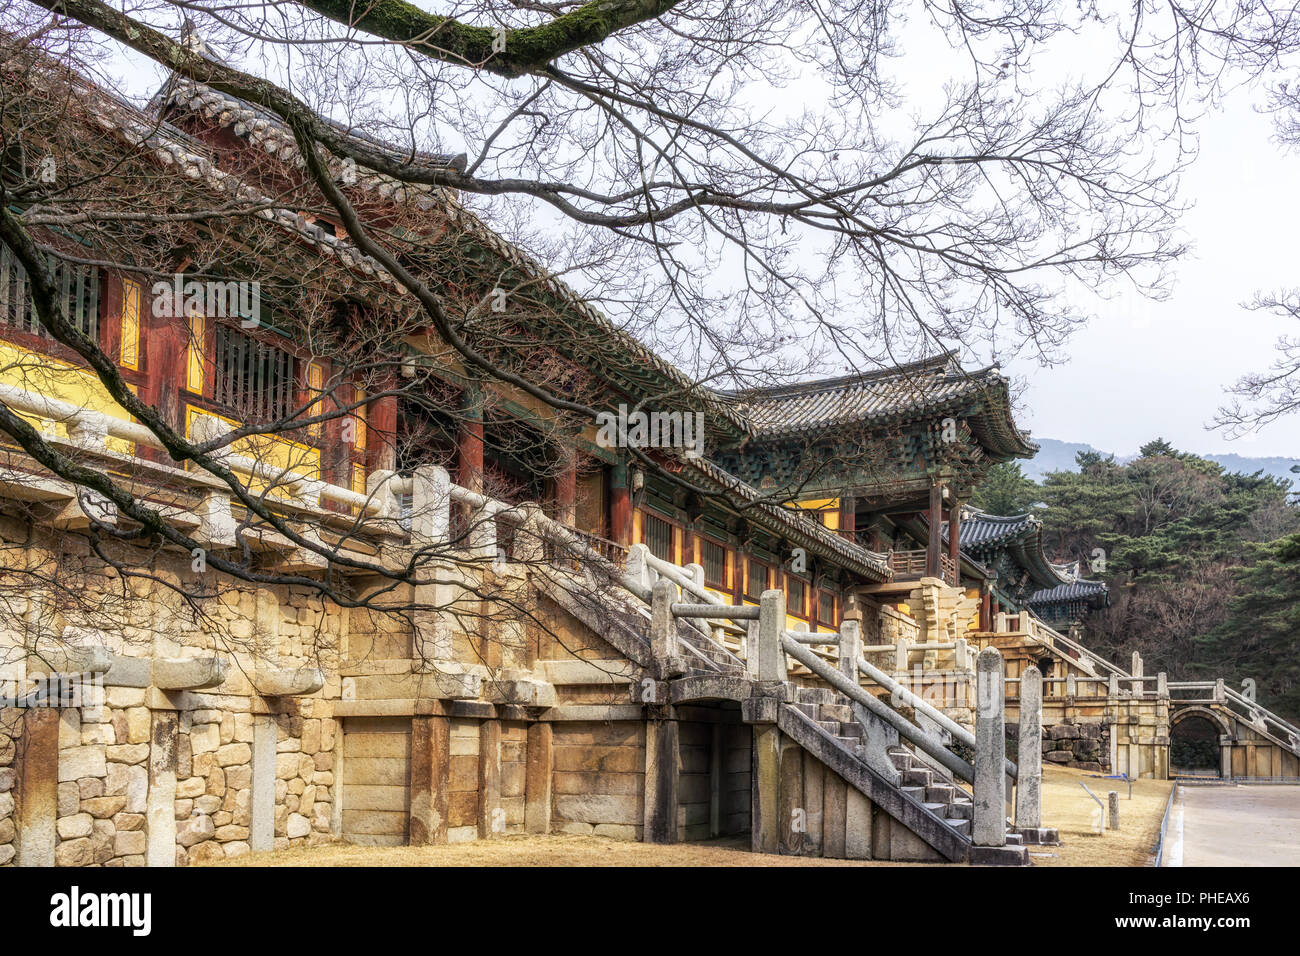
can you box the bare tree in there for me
[0,0,1294,678]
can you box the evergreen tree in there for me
[970,461,1038,515]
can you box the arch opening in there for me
[1170,714,1221,777]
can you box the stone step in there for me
[945,818,970,834]
[837,722,863,738]
[901,786,927,802]
[947,800,972,821]
[820,703,852,722]
[1005,832,1023,846]
[794,703,820,719]
[925,784,956,805]
[796,686,837,706]
[902,767,933,787]
[889,752,913,772]
[818,721,841,735]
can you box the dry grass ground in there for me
[208,763,1172,868]
[1033,764,1173,867]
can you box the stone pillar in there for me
[524,722,552,835]
[146,711,179,867]
[838,619,861,682]
[249,715,277,852]
[410,716,450,845]
[926,482,944,579]
[15,709,58,866]
[643,717,679,844]
[751,724,780,854]
[973,646,1006,847]
[1131,652,1143,696]
[1157,671,1168,699]
[845,789,872,860]
[410,465,452,548]
[650,578,679,665]
[477,720,502,838]
[1108,790,1120,830]
[778,735,803,855]
[1015,666,1043,830]
[747,589,787,682]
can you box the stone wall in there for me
[551,720,644,840]
[1038,721,1110,773]
[0,709,16,865]
[44,692,338,866]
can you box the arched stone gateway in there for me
[1168,707,1231,778]
[1166,697,1300,780]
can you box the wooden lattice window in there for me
[0,244,99,341]
[746,560,769,599]
[787,575,806,617]
[643,512,674,562]
[818,589,837,626]
[211,324,297,423]
[701,538,729,589]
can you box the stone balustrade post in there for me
[748,589,787,682]
[650,578,679,664]
[410,465,451,548]
[1015,666,1043,830]
[838,619,861,682]
[974,646,1006,848]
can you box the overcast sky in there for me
[1005,83,1300,460]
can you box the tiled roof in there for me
[155,76,754,441]
[951,510,1040,550]
[722,353,1036,459]
[687,458,890,581]
[1028,579,1110,606]
[941,506,1072,591]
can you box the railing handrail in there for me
[0,382,384,518]
[781,634,980,785]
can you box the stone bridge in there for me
[1167,682,1300,779]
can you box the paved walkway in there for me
[1164,785,1300,866]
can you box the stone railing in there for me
[1168,680,1300,753]
[0,383,390,547]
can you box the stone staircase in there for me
[786,683,1029,863]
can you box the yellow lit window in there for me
[186,312,205,393]
[120,278,140,369]
[306,362,323,438]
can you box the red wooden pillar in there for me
[457,387,484,493]
[609,458,632,546]
[925,481,944,579]
[840,496,856,543]
[140,289,190,465]
[947,498,962,584]
[979,585,991,632]
[366,375,399,474]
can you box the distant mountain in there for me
[1024,438,1300,488]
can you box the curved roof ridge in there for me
[717,350,961,400]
